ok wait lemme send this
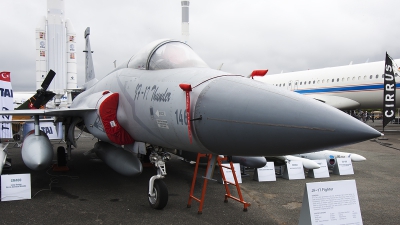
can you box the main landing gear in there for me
[147,148,171,209]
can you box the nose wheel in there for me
[148,179,168,209]
[147,149,171,210]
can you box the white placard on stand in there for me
[299,179,363,225]
[221,163,242,184]
[333,158,354,175]
[1,173,31,201]
[308,160,330,178]
[282,161,305,180]
[253,162,276,182]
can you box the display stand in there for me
[299,180,363,225]
[333,158,354,175]
[219,163,242,184]
[282,161,305,180]
[307,160,330,178]
[1,173,31,201]
[253,162,276,182]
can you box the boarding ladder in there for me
[187,153,250,214]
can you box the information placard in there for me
[282,161,305,180]
[1,173,31,201]
[308,160,330,178]
[299,180,363,225]
[333,158,354,175]
[221,163,242,184]
[253,162,276,182]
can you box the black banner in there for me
[383,52,396,129]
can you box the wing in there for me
[0,108,96,117]
[308,95,360,110]
[0,108,96,149]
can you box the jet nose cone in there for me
[193,76,381,156]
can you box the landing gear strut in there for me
[148,148,171,209]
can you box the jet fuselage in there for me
[73,64,380,156]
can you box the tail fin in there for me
[83,27,98,90]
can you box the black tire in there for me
[148,179,168,210]
[57,146,67,167]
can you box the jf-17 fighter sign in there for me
[0,28,381,210]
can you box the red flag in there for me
[0,71,11,82]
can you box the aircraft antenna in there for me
[218,63,224,70]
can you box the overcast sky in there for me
[1,0,400,91]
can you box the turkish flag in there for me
[0,71,11,82]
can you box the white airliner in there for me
[255,59,400,109]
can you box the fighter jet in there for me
[0,28,381,210]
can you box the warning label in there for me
[156,119,169,129]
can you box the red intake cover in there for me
[99,93,134,145]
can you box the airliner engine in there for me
[22,130,53,170]
[93,141,143,176]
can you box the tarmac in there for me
[0,120,399,225]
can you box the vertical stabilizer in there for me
[83,27,98,89]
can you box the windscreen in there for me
[148,42,208,70]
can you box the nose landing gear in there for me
[147,149,171,209]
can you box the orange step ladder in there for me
[187,153,250,214]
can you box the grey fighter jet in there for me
[0,28,381,210]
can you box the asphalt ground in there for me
[0,121,399,225]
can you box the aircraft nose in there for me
[192,76,381,156]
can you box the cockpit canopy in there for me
[128,39,208,70]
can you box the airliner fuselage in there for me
[257,60,400,109]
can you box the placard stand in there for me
[253,162,276,182]
[308,160,330,178]
[282,161,305,180]
[333,158,354,175]
[298,180,363,225]
[1,173,31,201]
[218,163,242,184]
